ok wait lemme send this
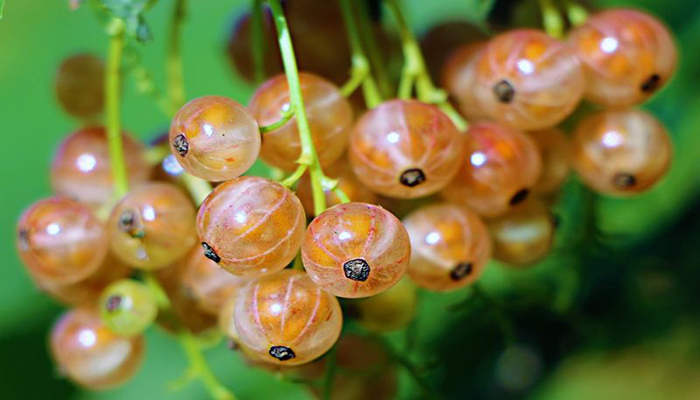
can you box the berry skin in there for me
[488,199,556,267]
[302,202,410,298]
[403,203,491,291]
[55,54,105,118]
[568,9,677,108]
[570,109,672,196]
[234,269,342,366]
[50,308,145,390]
[197,176,306,276]
[99,279,158,337]
[108,183,197,270]
[349,99,463,199]
[442,122,542,217]
[530,128,570,195]
[50,127,150,208]
[353,278,417,333]
[169,96,260,181]
[17,197,108,285]
[248,73,353,171]
[472,29,584,130]
[296,158,380,217]
[442,42,489,121]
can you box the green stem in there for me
[356,0,393,99]
[562,0,588,27]
[280,165,307,188]
[106,19,129,198]
[538,0,564,38]
[333,187,351,204]
[322,346,338,400]
[384,0,467,131]
[259,106,294,133]
[167,0,187,110]
[339,0,382,108]
[251,0,266,84]
[268,0,326,215]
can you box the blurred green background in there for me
[2,0,700,399]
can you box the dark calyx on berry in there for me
[269,345,296,361]
[493,79,515,103]
[173,134,189,157]
[509,188,530,206]
[17,229,29,250]
[550,212,561,229]
[641,74,661,93]
[613,173,637,189]
[400,168,426,188]
[201,242,221,263]
[227,338,240,351]
[343,258,371,281]
[105,295,123,312]
[450,262,473,281]
[118,209,144,238]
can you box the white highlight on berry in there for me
[470,152,487,167]
[142,205,156,222]
[602,130,624,148]
[516,59,535,75]
[76,153,97,172]
[425,231,441,245]
[270,303,282,315]
[203,123,214,137]
[338,231,351,241]
[78,329,96,347]
[600,37,619,54]
[386,131,400,144]
[46,223,61,235]
[162,154,184,176]
[234,211,247,224]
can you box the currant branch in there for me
[538,0,565,38]
[105,18,129,198]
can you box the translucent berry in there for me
[570,109,672,196]
[442,122,542,217]
[530,128,570,195]
[35,252,132,307]
[353,278,417,332]
[99,279,158,337]
[234,269,342,366]
[403,203,491,291]
[179,249,248,315]
[197,176,306,276]
[50,308,145,390]
[50,127,150,208]
[169,96,261,181]
[248,73,353,171]
[442,42,489,121]
[17,197,108,285]
[349,99,463,199]
[568,9,677,107]
[108,183,197,270]
[297,158,379,217]
[472,29,584,130]
[302,202,410,298]
[489,200,556,266]
[55,54,105,118]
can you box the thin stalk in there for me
[538,0,564,38]
[339,0,382,108]
[259,106,294,133]
[167,0,187,110]
[322,346,338,400]
[106,19,129,198]
[384,0,467,131]
[332,187,351,204]
[251,0,266,83]
[356,0,393,99]
[280,165,308,188]
[268,0,326,215]
[562,0,588,27]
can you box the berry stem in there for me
[562,0,588,27]
[267,0,327,215]
[339,0,382,108]
[167,0,187,110]
[321,345,338,400]
[384,0,467,131]
[280,165,308,188]
[251,0,266,84]
[105,18,129,198]
[356,0,394,100]
[538,0,565,38]
[259,105,294,133]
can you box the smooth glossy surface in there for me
[442,122,542,217]
[530,128,570,194]
[17,197,108,285]
[570,109,672,196]
[197,176,306,276]
[353,278,417,332]
[55,54,104,118]
[234,269,342,366]
[108,183,197,270]
[473,29,584,130]
[349,100,463,199]
[403,203,491,291]
[442,42,489,121]
[489,200,556,266]
[180,249,248,315]
[302,202,410,298]
[297,158,379,217]
[248,73,353,171]
[51,127,150,208]
[99,279,158,337]
[50,308,144,390]
[169,96,260,181]
[568,9,677,107]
